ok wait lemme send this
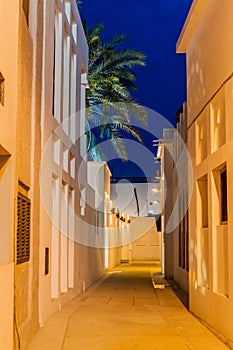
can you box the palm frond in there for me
[82,21,147,161]
[111,122,143,143]
[108,127,128,161]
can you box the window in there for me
[179,218,186,269]
[72,22,77,44]
[0,72,5,106]
[70,53,77,143]
[220,168,228,222]
[68,188,75,288]
[212,165,229,296]
[210,89,226,152]
[53,11,62,122]
[22,0,30,25]
[156,216,161,232]
[197,175,209,288]
[17,189,31,264]
[197,175,208,228]
[70,153,75,178]
[178,190,189,271]
[196,112,208,164]
[53,134,60,165]
[212,163,228,225]
[63,34,71,134]
[65,1,71,23]
[45,247,49,275]
[52,28,56,117]
[63,144,68,172]
[80,188,86,216]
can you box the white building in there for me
[39,0,107,328]
[111,180,161,263]
[87,162,132,270]
[156,111,189,292]
[111,180,160,217]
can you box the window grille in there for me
[220,168,228,222]
[17,193,31,264]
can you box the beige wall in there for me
[172,107,189,293]
[0,0,45,347]
[163,142,174,278]
[118,217,160,264]
[38,1,113,330]
[158,122,189,292]
[14,0,44,347]
[0,264,14,348]
[178,0,233,343]
[0,1,111,348]
[178,0,233,127]
[131,223,161,262]
[0,0,43,348]
[87,162,122,271]
[0,2,19,345]
[157,129,174,278]
[38,0,94,327]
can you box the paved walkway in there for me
[28,263,228,350]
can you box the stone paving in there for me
[28,263,229,350]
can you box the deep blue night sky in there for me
[81,1,193,178]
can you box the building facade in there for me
[39,0,108,329]
[0,1,20,348]
[177,0,233,344]
[157,109,189,292]
[0,1,113,348]
[173,105,189,293]
[0,0,44,348]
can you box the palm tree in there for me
[78,14,147,160]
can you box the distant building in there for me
[111,179,160,217]
[111,176,150,184]
[111,179,161,264]
[177,0,233,344]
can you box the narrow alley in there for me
[28,263,228,350]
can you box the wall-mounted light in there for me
[152,188,160,192]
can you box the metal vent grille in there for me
[17,193,31,264]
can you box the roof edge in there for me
[176,0,211,53]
